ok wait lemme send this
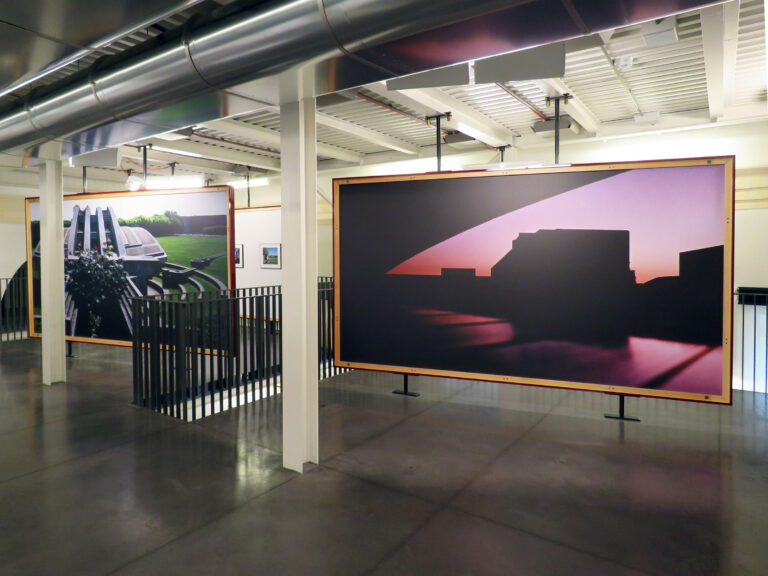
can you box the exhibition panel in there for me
[334,157,734,403]
[25,186,234,345]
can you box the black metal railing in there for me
[1,269,28,342]
[735,287,768,394]
[319,277,347,380]
[132,281,347,420]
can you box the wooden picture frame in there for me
[333,157,734,404]
[26,186,234,346]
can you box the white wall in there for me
[234,206,333,289]
[735,209,768,289]
[0,194,28,280]
[234,208,283,288]
[0,223,26,279]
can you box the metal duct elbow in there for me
[0,108,45,152]
[94,43,210,118]
[189,0,339,87]
[28,83,105,139]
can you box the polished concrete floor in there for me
[1,340,767,576]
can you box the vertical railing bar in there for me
[8,277,12,337]
[217,297,224,414]
[151,301,159,411]
[278,290,283,395]
[753,299,758,393]
[199,296,206,419]
[234,297,241,405]
[190,300,198,421]
[131,299,140,405]
[257,295,264,397]
[741,296,746,392]
[249,293,255,401]
[226,295,233,409]
[143,301,151,411]
[160,300,168,414]
[271,292,277,394]
[181,302,189,421]
[168,300,175,413]
[318,285,324,380]
[2,278,6,336]
[265,293,271,394]
[7,277,12,337]
[208,298,215,414]
[168,302,175,418]
[764,294,767,394]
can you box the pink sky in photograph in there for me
[388,165,725,284]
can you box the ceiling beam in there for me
[0,168,126,196]
[315,111,421,155]
[199,118,364,164]
[141,139,281,172]
[390,87,518,148]
[118,146,236,175]
[0,154,23,169]
[532,79,602,135]
[701,1,740,120]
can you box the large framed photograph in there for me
[260,243,281,269]
[26,186,234,345]
[334,157,734,404]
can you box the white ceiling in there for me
[0,0,766,196]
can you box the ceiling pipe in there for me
[0,0,522,153]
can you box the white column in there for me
[280,97,319,472]
[38,141,66,385]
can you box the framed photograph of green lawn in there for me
[260,243,281,269]
[25,186,234,345]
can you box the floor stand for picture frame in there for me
[604,394,640,422]
[393,374,419,397]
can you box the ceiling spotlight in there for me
[126,172,142,191]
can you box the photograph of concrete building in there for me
[26,188,231,341]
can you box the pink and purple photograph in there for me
[334,158,733,403]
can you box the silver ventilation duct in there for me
[0,0,521,152]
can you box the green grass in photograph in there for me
[156,235,229,285]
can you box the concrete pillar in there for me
[38,141,66,385]
[280,97,319,472]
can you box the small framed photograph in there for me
[234,244,244,268]
[260,243,281,269]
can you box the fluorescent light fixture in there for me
[146,175,205,189]
[226,177,270,189]
[463,160,548,171]
[125,174,205,190]
[126,173,142,191]
[150,145,204,158]
[154,128,194,141]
